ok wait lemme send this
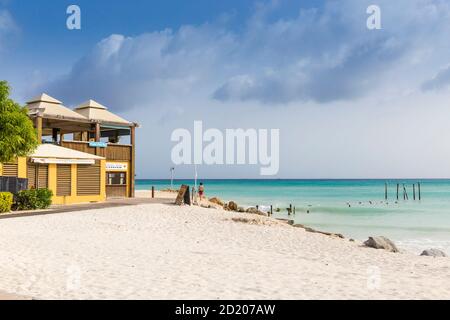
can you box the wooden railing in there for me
[60,141,131,161]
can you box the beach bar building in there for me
[0,93,137,204]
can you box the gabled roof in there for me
[26,93,89,122]
[74,100,133,126]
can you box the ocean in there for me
[137,179,450,254]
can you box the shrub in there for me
[15,188,53,210]
[36,188,53,209]
[0,192,13,213]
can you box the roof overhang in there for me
[31,158,96,165]
[29,144,105,165]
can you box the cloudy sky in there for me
[2,0,450,179]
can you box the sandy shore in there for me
[0,194,449,299]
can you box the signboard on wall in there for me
[89,141,108,148]
[106,163,128,171]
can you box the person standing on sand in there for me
[198,182,205,200]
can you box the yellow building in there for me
[0,93,137,205]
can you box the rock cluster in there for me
[293,224,344,238]
[420,249,447,257]
[209,197,224,206]
[363,236,399,253]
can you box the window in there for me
[107,172,126,185]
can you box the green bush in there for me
[15,188,53,210]
[0,192,13,213]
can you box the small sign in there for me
[89,141,108,148]
[175,185,189,205]
[106,163,128,171]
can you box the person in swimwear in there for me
[198,182,205,200]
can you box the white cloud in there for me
[33,0,450,178]
[41,0,450,109]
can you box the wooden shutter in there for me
[37,165,48,189]
[77,164,100,195]
[2,163,18,177]
[27,163,36,189]
[57,165,71,196]
[27,164,48,189]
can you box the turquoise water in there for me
[137,179,450,254]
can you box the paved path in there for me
[0,197,174,220]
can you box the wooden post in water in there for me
[418,182,421,200]
[396,183,399,200]
[385,182,388,200]
[270,205,273,216]
[256,205,259,211]
[403,184,408,200]
[151,186,155,198]
[413,184,416,200]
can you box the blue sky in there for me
[2,0,450,179]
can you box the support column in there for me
[130,125,136,198]
[36,116,43,143]
[95,122,101,156]
[95,122,101,142]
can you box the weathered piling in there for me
[385,182,388,200]
[413,184,416,200]
[397,183,399,200]
[151,186,155,198]
[418,182,421,200]
[270,205,273,216]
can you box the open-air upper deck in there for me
[23,94,138,200]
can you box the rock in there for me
[293,224,344,238]
[209,197,224,206]
[420,249,447,257]
[364,236,399,253]
[237,207,245,213]
[246,207,258,214]
[349,239,355,242]
[254,210,268,217]
[276,218,294,225]
[228,201,238,211]
[246,207,268,216]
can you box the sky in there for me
[2,0,450,179]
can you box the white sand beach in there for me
[0,193,449,300]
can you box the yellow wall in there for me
[106,160,131,197]
[17,157,27,178]
[51,159,107,205]
[2,157,107,205]
[0,157,27,177]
